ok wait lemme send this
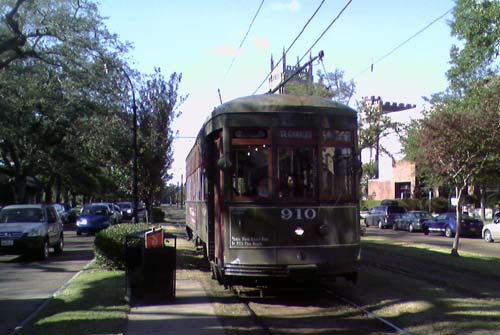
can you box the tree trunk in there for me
[451,186,462,257]
[14,174,27,204]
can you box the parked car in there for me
[364,204,406,229]
[482,211,500,243]
[76,203,112,235]
[0,204,64,260]
[112,203,123,224]
[117,201,134,220]
[54,203,69,224]
[394,210,432,232]
[66,207,81,224]
[423,212,483,238]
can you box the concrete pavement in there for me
[126,275,225,335]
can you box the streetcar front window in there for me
[320,147,354,199]
[232,145,270,199]
[278,147,316,200]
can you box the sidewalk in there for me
[126,275,225,335]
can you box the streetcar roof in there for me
[212,94,356,117]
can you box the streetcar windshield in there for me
[232,145,270,199]
[278,147,316,200]
[320,147,354,200]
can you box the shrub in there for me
[151,207,165,223]
[94,223,149,270]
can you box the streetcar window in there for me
[232,145,270,199]
[278,147,316,200]
[320,147,354,199]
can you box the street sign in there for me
[145,228,164,249]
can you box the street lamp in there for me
[121,70,139,224]
[105,63,139,223]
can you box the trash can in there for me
[125,229,176,304]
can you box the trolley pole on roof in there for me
[269,50,324,94]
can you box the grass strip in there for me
[14,263,127,335]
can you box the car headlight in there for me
[126,209,132,214]
[77,218,88,226]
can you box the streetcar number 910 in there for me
[281,208,317,220]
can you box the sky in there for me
[97,0,457,184]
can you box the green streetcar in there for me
[185,93,362,287]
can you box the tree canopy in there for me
[0,0,182,207]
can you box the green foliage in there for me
[448,0,500,92]
[284,69,355,105]
[136,69,185,211]
[360,199,380,211]
[94,223,149,270]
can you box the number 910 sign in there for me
[281,208,317,221]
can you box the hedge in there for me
[94,223,150,270]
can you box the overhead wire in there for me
[297,0,353,66]
[256,0,353,95]
[221,0,265,86]
[252,0,326,94]
[354,6,453,78]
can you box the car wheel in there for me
[364,218,369,228]
[76,231,82,236]
[484,229,494,243]
[392,223,397,230]
[409,224,414,233]
[378,220,383,229]
[445,226,453,238]
[54,233,64,254]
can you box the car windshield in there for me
[0,208,44,223]
[82,205,108,215]
[119,203,131,209]
[388,206,405,214]
[414,212,430,218]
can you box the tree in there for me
[410,85,500,256]
[285,69,355,105]
[0,0,130,203]
[357,97,402,180]
[447,0,500,93]
[0,0,125,70]
[136,69,185,220]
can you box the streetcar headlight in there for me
[294,226,305,236]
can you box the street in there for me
[365,225,500,258]
[0,227,95,335]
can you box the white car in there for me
[482,212,500,243]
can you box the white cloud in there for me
[269,0,300,12]
[213,44,243,57]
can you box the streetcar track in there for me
[326,288,412,335]
[228,284,410,335]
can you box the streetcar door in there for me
[211,136,224,267]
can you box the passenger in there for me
[279,175,300,199]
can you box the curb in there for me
[10,259,96,335]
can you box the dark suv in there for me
[364,204,406,229]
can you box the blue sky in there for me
[98,0,456,184]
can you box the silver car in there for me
[0,204,64,260]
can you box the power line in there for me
[252,0,327,94]
[221,0,265,86]
[298,0,353,66]
[354,7,453,78]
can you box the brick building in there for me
[368,160,417,200]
